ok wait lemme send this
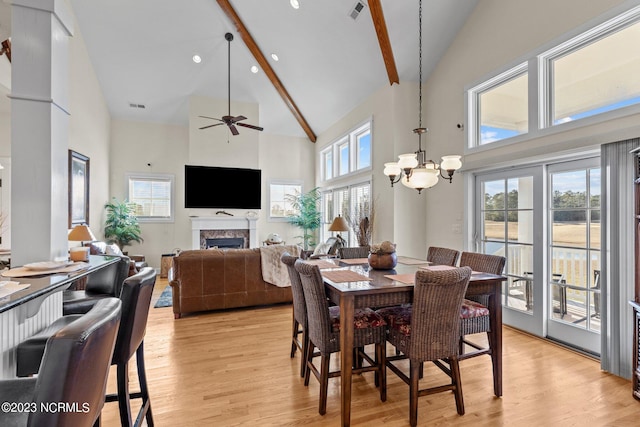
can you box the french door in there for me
[546,159,601,353]
[474,158,601,354]
[475,167,543,336]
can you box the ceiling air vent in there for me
[349,1,366,20]
[128,103,146,109]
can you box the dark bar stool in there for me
[1,298,122,427]
[63,255,131,315]
[105,267,157,427]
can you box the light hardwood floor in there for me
[100,277,639,426]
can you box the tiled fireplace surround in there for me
[191,217,258,249]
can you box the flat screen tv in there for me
[185,165,261,209]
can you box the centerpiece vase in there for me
[368,252,398,270]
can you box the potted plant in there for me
[104,198,143,253]
[285,187,321,250]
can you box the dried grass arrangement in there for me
[346,199,375,247]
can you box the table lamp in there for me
[68,224,96,261]
[328,215,349,246]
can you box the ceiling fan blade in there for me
[199,123,224,130]
[229,124,239,136]
[237,122,264,131]
[198,115,223,122]
[231,115,247,122]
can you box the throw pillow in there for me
[105,244,123,256]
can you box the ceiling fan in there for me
[199,33,263,136]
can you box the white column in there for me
[9,0,74,266]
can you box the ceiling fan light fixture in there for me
[198,33,264,136]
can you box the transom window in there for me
[467,5,640,149]
[126,173,174,222]
[320,120,372,182]
[546,17,640,126]
[473,64,529,146]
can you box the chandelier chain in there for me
[418,0,422,129]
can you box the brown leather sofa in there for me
[170,248,293,318]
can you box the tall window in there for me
[320,120,372,182]
[126,173,174,222]
[320,181,371,247]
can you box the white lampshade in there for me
[401,167,439,190]
[440,155,462,171]
[384,162,402,177]
[397,153,418,170]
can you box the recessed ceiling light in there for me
[250,65,259,73]
[271,53,279,61]
[290,0,300,9]
[192,54,202,64]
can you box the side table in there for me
[160,253,175,278]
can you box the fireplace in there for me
[191,217,258,249]
[206,237,245,249]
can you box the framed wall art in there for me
[68,150,90,228]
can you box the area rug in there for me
[154,285,172,308]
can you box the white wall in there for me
[315,83,427,259]
[422,0,640,250]
[0,2,110,253]
[109,96,314,268]
[68,10,111,231]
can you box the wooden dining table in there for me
[315,257,507,427]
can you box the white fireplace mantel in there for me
[191,216,258,249]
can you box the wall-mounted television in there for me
[185,165,261,209]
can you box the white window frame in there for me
[125,173,175,223]
[319,177,372,247]
[268,180,303,222]
[465,4,640,153]
[320,118,372,184]
[540,7,640,129]
[468,63,529,148]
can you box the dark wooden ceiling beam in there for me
[216,0,317,142]
[368,0,399,86]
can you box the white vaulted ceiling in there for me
[27,1,479,140]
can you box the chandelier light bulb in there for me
[384,162,402,177]
[440,155,462,171]
[397,153,418,170]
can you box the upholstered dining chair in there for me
[1,298,122,427]
[426,246,460,266]
[457,252,505,371]
[294,260,387,415]
[281,252,308,377]
[377,267,472,426]
[338,245,370,259]
[105,267,157,427]
[63,254,131,315]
